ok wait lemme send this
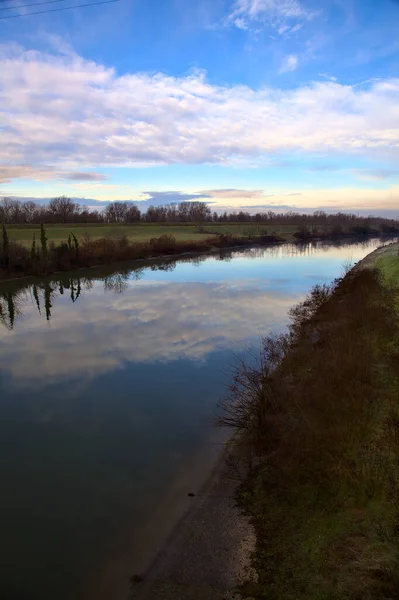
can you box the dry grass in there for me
[219,264,399,599]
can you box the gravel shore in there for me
[130,439,255,600]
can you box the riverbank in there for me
[1,225,397,282]
[0,238,281,285]
[0,229,285,281]
[219,242,399,599]
[130,435,255,600]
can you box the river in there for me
[0,237,394,600]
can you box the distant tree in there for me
[104,202,129,223]
[71,233,79,257]
[237,211,250,222]
[40,224,48,257]
[0,198,15,223]
[165,203,178,221]
[48,196,80,222]
[145,205,164,223]
[23,201,38,223]
[125,204,141,223]
[1,224,9,268]
[30,232,37,260]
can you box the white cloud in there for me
[279,54,299,73]
[0,166,107,183]
[319,73,338,82]
[0,278,295,382]
[276,22,303,35]
[277,24,290,35]
[202,188,262,198]
[226,0,317,31]
[290,23,303,33]
[0,166,59,183]
[1,43,399,183]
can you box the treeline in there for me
[0,196,103,224]
[2,196,399,232]
[0,196,210,224]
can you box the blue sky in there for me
[1,0,399,214]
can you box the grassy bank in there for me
[220,243,399,599]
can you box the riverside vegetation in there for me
[219,243,399,599]
[0,222,285,280]
[1,198,399,280]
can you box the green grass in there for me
[376,253,399,287]
[7,223,295,246]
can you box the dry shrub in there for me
[220,268,399,599]
[150,234,177,253]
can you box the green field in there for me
[7,222,295,246]
[377,254,399,288]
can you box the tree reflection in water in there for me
[0,237,394,329]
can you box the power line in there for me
[0,0,71,10]
[0,0,120,18]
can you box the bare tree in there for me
[48,196,80,222]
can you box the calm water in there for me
[0,238,393,600]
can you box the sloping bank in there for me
[219,242,399,599]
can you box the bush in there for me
[351,224,373,235]
[52,242,72,270]
[150,234,177,253]
[293,227,314,241]
[380,223,399,234]
[217,233,233,246]
[331,224,343,236]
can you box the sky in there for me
[0,0,399,215]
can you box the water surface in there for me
[0,238,393,600]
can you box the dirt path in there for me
[354,240,399,270]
